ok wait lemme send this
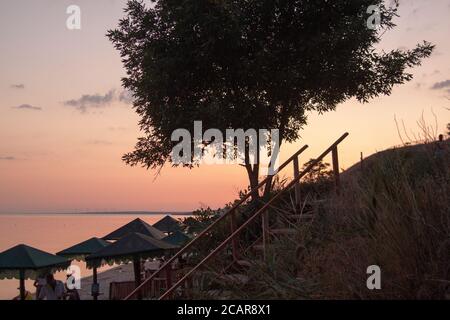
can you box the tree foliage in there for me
[107,0,433,194]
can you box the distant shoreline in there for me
[0,211,192,216]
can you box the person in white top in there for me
[38,274,65,300]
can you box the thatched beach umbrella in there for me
[162,230,190,247]
[86,232,178,299]
[153,215,182,234]
[0,244,70,300]
[102,218,165,241]
[56,237,110,300]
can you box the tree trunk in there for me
[262,174,273,200]
[262,136,282,200]
[245,163,260,204]
[243,130,283,205]
[244,133,261,205]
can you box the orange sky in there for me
[0,0,449,213]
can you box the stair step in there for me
[206,290,233,299]
[217,273,249,285]
[287,214,313,221]
[252,244,274,251]
[310,199,331,207]
[235,259,252,268]
[270,228,297,235]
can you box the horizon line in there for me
[0,210,193,216]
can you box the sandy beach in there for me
[78,263,135,300]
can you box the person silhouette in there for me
[37,274,65,300]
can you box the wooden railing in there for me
[125,133,348,300]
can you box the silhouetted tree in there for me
[302,159,333,183]
[107,0,433,202]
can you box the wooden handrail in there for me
[158,132,349,300]
[124,144,309,300]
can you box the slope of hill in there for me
[215,140,450,299]
[342,139,449,179]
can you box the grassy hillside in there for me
[195,140,450,299]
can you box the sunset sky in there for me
[0,0,449,213]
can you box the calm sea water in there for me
[0,213,189,300]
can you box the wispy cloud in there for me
[86,140,114,146]
[118,90,133,104]
[63,90,115,112]
[431,79,450,90]
[11,84,25,89]
[64,89,133,112]
[0,156,17,161]
[108,126,128,132]
[11,104,42,111]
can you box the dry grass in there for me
[221,141,450,299]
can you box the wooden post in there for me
[293,156,301,209]
[230,209,238,261]
[332,146,340,194]
[261,210,269,261]
[92,267,98,300]
[150,277,155,298]
[165,265,173,299]
[133,256,142,300]
[19,269,25,300]
[360,152,364,172]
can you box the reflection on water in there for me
[0,214,187,300]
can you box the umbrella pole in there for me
[92,267,98,300]
[133,256,142,300]
[19,270,25,300]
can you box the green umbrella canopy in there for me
[102,218,165,241]
[0,244,71,280]
[56,237,110,261]
[162,230,191,247]
[153,215,182,233]
[86,232,178,268]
